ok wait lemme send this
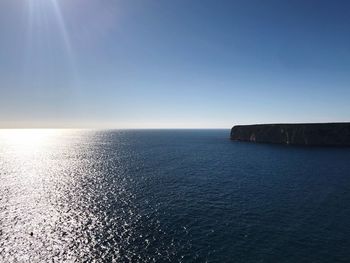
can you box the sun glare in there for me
[0,129,63,150]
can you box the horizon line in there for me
[0,127,231,130]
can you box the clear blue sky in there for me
[1,0,349,128]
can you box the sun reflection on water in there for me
[0,129,64,150]
[0,129,88,261]
[0,130,170,262]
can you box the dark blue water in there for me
[1,129,350,262]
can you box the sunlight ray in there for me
[49,0,74,61]
[24,0,80,87]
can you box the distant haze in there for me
[1,0,350,128]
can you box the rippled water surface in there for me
[1,129,350,262]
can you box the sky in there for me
[0,0,350,128]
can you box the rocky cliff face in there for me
[231,123,350,146]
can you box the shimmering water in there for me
[1,129,350,262]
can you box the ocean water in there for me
[1,129,350,262]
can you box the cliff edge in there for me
[231,123,350,146]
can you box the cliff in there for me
[231,123,350,146]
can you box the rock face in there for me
[231,123,350,146]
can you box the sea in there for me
[1,129,350,262]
